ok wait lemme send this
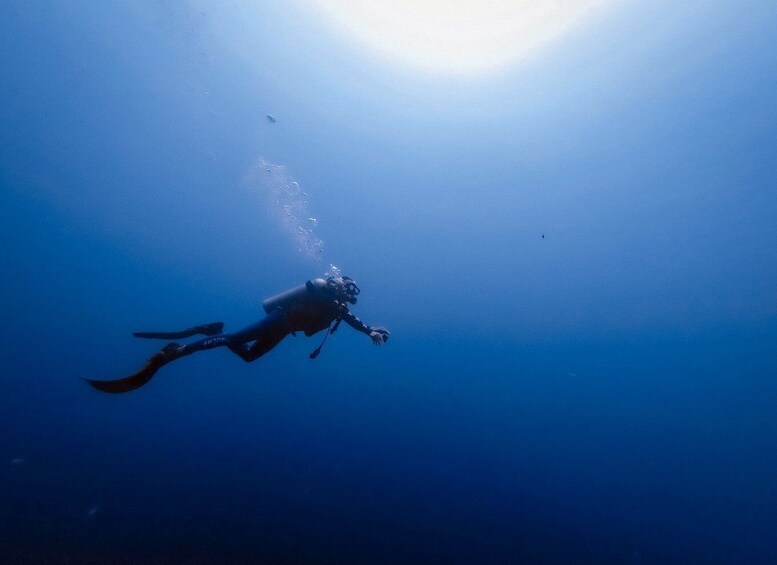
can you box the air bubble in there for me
[246,158,324,260]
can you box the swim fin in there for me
[132,322,223,340]
[84,343,181,394]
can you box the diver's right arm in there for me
[341,310,390,345]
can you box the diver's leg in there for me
[86,318,262,393]
[84,315,285,393]
[225,310,289,362]
[86,325,242,393]
[228,326,288,362]
[133,322,224,339]
[174,310,288,362]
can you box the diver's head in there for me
[326,275,360,304]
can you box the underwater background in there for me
[2,1,777,563]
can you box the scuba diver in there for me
[85,275,390,394]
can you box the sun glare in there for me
[305,0,612,76]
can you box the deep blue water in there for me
[2,1,777,563]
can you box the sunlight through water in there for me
[304,0,614,75]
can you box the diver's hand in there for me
[369,328,390,345]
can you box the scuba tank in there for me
[262,278,329,314]
[261,276,362,359]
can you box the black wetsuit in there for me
[179,298,375,362]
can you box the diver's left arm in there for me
[341,311,390,346]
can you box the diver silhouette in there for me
[85,276,390,393]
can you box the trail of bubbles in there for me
[244,158,324,261]
[325,264,343,283]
